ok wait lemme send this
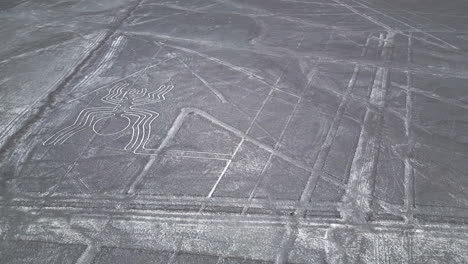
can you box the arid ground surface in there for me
[1,0,468,263]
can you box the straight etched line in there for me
[0,32,107,144]
[75,244,101,264]
[296,64,360,218]
[272,33,373,263]
[167,238,183,264]
[125,108,190,194]
[339,31,395,223]
[164,150,232,160]
[358,0,455,31]
[206,139,244,198]
[340,67,387,222]
[44,101,104,196]
[391,81,468,110]
[349,0,459,50]
[206,54,300,199]
[156,41,300,98]
[404,33,415,223]
[331,0,392,30]
[241,60,321,215]
[274,223,298,264]
[293,32,376,219]
[71,35,126,93]
[177,57,227,103]
[68,57,174,103]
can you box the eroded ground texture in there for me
[1,0,468,263]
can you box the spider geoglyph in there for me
[44,82,174,153]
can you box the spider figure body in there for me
[44,83,174,153]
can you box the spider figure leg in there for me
[151,84,174,101]
[43,107,115,145]
[134,108,159,151]
[123,109,159,152]
[101,82,127,105]
[132,84,174,106]
[122,112,145,151]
